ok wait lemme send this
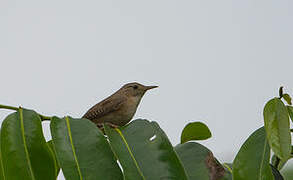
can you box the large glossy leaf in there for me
[175,142,231,180]
[263,98,291,160]
[223,162,282,180]
[233,127,274,180]
[105,119,188,180]
[47,140,60,178]
[50,116,123,180]
[180,122,212,144]
[0,109,55,180]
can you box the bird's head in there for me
[121,82,158,97]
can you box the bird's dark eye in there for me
[133,85,138,89]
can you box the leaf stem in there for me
[0,104,51,121]
[0,104,19,111]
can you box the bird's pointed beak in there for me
[144,85,158,91]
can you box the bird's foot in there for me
[97,123,104,129]
[96,123,119,135]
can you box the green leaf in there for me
[47,140,60,178]
[263,98,291,160]
[180,122,212,144]
[283,94,292,105]
[104,119,188,180]
[287,106,293,123]
[175,142,230,180]
[233,127,274,180]
[50,116,123,180]
[0,109,56,180]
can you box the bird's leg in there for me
[97,123,104,129]
[96,123,107,134]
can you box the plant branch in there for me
[0,104,51,121]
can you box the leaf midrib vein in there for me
[115,128,146,180]
[65,117,83,180]
[19,109,36,180]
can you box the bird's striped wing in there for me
[82,96,126,121]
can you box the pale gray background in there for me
[1,0,292,179]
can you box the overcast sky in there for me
[1,0,293,179]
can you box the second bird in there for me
[82,82,158,128]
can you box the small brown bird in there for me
[82,82,158,128]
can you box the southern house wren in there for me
[82,82,158,128]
